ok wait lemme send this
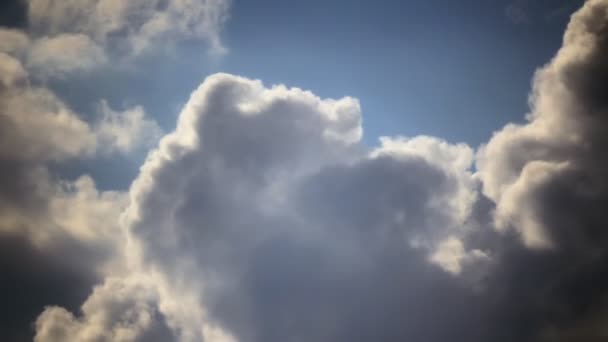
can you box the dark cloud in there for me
[475,0,608,339]
[0,234,100,342]
[0,0,27,29]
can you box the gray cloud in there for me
[475,0,608,339]
[32,73,485,342]
[40,1,608,341]
[26,0,231,58]
[3,0,608,341]
[0,14,163,342]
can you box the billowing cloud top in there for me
[3,1,608,342]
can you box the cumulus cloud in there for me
[478,0,608,250]
[4,0,608,341]
[26,34,107,78]
[474,0,608,339]
[0,58,160,162]
[0,28,29,56]
[0,0,228,340]
[35,1,608,340]
[32,73,485,342]
[0,0,230,80]
[35,276,172,342]
[0,25,162,341]
[26,0,231,57]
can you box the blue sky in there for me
[52,0,581,189]
[49,0,582,149]
[219,0,582,146]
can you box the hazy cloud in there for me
[26,0,231,57]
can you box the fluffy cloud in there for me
[34,1,608,341]
[35,276,172,342]
[26,34,107,78]
[478,0,608,250]
[0,0,230,79]
[0,28,29,56]
[96,100,163,154]
[0,0,227,340]
[0,55,160,162]
[4,0,608,341]
[26,0,231,57]
[474,0,608,339]
[33,73,484,342]
[0,25,162,342]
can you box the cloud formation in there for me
[31,73,486,342]
[478,0,608,250]
[27,0,231,57]
[3,0,608,341]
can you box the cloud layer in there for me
[2,0,608,341]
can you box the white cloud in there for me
[35,73,482,342]
[27,34,107,78]
[35,276,163,342]
[95,100,163,154]
[430,236,490,275]
[26,0,231,57]
[4,1,608,341]
[0,28,30,56]
[0,83,97,162]
[0,52,28,87]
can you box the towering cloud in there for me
[474,0,608,340]
[32,72,486,341]
[479,0,608,250]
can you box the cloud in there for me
[0,28,29,56]
[33,1,608,340]
[0,0,228,340]
[478,0,608,250]
[26,34,107,78]
[473,0,608,339]
[0,0,230,80]
[35,276,173,342]
[31,73,485,342]
[0,57,160,161]
[0,27,162,342]
[3,0,608,341]
[26,0,231,57]
[95,100,163,154]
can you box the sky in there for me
[2,0,608,342]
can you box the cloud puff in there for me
[0,0,226,340]
[473,0,608,339]
[0,56,160,162]
[33,73,484,342]
[26,34,107,78]
[26,0,231,57]
[95,100,163,154]
[35,276,172,342]
[4,0,608,341]
[0,28,162,341]
[34,1,608,340]
[0,28,29,56]
[478,0,608,250]
[0,0,230,80]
